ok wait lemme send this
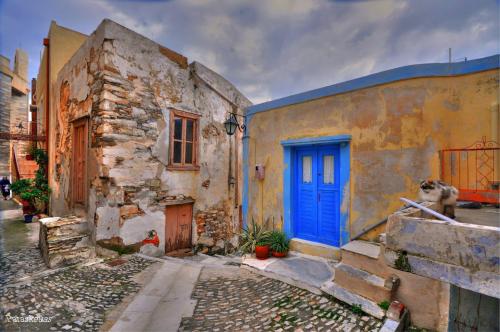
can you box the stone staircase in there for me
[321,239,399,319]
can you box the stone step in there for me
[342,240,380,259]
[334,263,393,304]
[321,280,385,319]
[341,240,392,278]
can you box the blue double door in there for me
[294,145,340,247]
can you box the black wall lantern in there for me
[224,112,246,136]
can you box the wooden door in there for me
[165,204,193,253]
[72,119,88,206]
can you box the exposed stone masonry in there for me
[51,20,252,256]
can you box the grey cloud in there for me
[0,0,498,104]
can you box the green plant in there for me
[269,230,290,253]
[378,300,390,311]
[239,219,271,254]
[11,147,50,213]
[350,304,363,315]
[394,251,412,272]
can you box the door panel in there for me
[72,119,88,205]
[177,204,193,249]
[165,204,193,253]
[295,149,318,240]
[294,145,341,246]
[317,147,340,246]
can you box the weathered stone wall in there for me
[51,19,251,255]
[0,71,12,176]
[0,51,30,179]
[385,207,500,299]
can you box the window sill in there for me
[166,165,200,171]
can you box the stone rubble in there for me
[39,216,96,268]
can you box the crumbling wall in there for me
[52,19,251,255]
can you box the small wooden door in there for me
[72,119,88,206]
[165,204,193,253]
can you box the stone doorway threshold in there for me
[241,251,336,295]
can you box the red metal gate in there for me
[440,137,499,204]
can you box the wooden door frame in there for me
[70,116,89,208]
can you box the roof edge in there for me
[247,54,500,115]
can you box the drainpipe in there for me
[43,38,50,176]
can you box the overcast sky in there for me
[0,0,498,104]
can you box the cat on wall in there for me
[419,180,459,219]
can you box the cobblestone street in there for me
[180,267,382,332]
[0,204,158,332]
[1,200,382,332]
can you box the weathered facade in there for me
[48,19,250,255]
[243,55,499,257]
[36,21,88,185]
[0,49,31,179]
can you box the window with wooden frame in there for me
[168,109,200,170]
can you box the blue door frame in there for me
[282,135,351,248]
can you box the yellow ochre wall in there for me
[246,68,499,242]
[36,21,87,204]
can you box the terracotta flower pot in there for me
[255,245,270,260]
[21,200,35,215]
[272,251,287,258]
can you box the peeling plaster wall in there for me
[51,19,251,254]
[246,70,499,240]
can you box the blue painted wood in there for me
[317,146,340,246]
[294,145,341,246]
[280,135,351,246]
[295,148,318,240]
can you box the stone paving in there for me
[180,267,382,332]
[1,256,156,331]
[0,206,157,332]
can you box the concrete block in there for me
[334,263,393,303]
[320,280,386,319]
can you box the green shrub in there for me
[239,219,271,254]
[11,147,50,213]
[350,304,363,315]
[269,230,290,253]
[378,300,390,311]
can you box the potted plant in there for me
[25,144,36,160]
[11,148,50,222]
[255,239,270,259]
[240,219,271,260]
[269,230,290,258]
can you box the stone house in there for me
[243,54,499,256]
[242,55,499,330]
[0,49,34,180]
[45,19,251,255]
